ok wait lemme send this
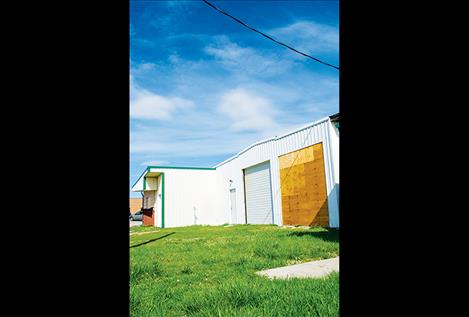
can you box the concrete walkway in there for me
[256,257,339,279]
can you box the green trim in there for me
[161,173,165,228]
[146,165,216,170]
[132,166,214,191]
[143,176,146,190]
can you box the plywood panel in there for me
[279,143,329,226]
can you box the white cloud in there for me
[168,53,180,64]
[130,62,158,78]
[130,127,255,158]
[204,37,294,77]
[218,88,278,132]
[141,160,169,166]
[270,21,339,54]
[128,23,338,167]
[205,39,248,60]
[136,62,155,72]
[130,77,193,120]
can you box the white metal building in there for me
[131,113,339,228]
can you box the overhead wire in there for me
[202,0,339,70]
[201,0,337,222]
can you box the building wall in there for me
[129,198,142,213]
[154,176,163,227]
[143,190,156,209]
[279,143,329,226]
[327,122,340,227]
[215,118,339,227]
[146,168,224,228]
[131,117,340,228]
[142,176,162,227]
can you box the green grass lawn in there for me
[130,224,339,317]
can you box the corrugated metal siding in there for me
[131,116,339,228]
[327,124,340,227]
[216,118,339,227]
[147,168,224,228]
[244,161,273,224]
[230,189,237,224]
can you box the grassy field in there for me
[130,224,339,317]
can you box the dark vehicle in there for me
[130,209,143,221]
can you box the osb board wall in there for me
[279,142,329,226]
[129,198,142,213]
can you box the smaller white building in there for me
[131,113,339,228]
[132,167,222,228]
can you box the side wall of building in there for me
[147,168,225,228]
[215,118,340,227]
[327,123,340,227]
[131,118,340,228]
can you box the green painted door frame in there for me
[142,173,165,228]
[137,166,217,228]
[161,173,165,228]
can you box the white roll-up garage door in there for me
[244,161,273,224]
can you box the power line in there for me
[202,0,339,71]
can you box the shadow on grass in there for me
[287,229,339,242]
[130,232,175,248]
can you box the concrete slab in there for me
[256,257,339,279]
[129,220,142,227]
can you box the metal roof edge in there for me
[213,115,332,168]
[130,166,150,191]
[147,166,216,170]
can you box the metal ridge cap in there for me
[213,116,331,168]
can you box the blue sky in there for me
[130,0,339,197]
